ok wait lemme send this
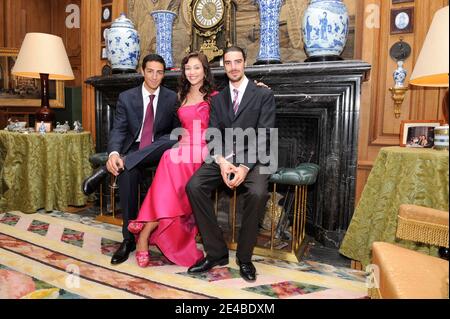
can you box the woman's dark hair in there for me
[142,53,166,70]
[177,51,214,105]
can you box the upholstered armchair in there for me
[370,204,449,299]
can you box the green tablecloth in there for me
[0,131,94,213]
[339,146,449,267]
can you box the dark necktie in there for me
[232,88,239,114]
[139,94,155,149]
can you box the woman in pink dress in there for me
[127,52,215,267]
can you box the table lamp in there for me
[410,6,449,123]
[11,33,74,131]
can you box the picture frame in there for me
[390,7,414,34]
[400,120,444,147]
[392,0,414,4]
[101,5,112,23]
[0,48,64,108]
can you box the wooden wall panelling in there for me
[4,0,52,48]
[81,0,128,142]
[81,0,102,142]
[355,0,448,203]
[50,0,82,87]
[113,0,128,19]
[0,0,5,46]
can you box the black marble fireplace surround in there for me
[86,61,370,248]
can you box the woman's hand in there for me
[254,80,271,90]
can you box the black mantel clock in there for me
[188,0,236,63]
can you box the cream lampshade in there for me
[410,6,449,87]
[11,32,74,131]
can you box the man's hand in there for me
[106,153,124,176]
[228,166,249,189]
[216,156,237,188]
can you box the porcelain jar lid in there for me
[111,13,135,29]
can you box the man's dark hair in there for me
[223,46,247,61]
[141,54,166,70]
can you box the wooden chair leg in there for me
[270,183,277,250]
[292,185,299,253]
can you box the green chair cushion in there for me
[270,163,320,185]
[89,152,108,167]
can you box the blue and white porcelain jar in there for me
[151,10,177,69]
[393,60,407,87]
[255,0,283,65]
[104,13,141,73]
[302,0,349,61]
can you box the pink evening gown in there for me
[128,98,213,267]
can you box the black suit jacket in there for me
[208,80,276,170]
[107,85,179,166]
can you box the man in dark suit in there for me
[186,46,276,282]
[82,54,179,265]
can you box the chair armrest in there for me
[397,204,449,247]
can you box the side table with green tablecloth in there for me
[0,131,94,213]
[339,147,449,267]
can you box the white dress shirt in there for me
[229,76,249,108]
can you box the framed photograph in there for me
[101,45,108,60]
[0,48,64,108]
[391,7,414,34]
[400,120,444,147]
[392,0,414,4]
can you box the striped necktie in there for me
[232,88,239,114]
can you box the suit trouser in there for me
[186,163,269,263]
[118,139,175,240]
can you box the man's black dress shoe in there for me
[82,166,109,195]
[236,259,256,282]
[187,255,229,273]
[111,240,136,265]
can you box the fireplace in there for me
[87,60,370,248]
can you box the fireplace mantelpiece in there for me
[86,60,370,248]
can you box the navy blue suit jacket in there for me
[107,85,179,169]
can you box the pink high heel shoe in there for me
[135,251,150,267]
[128,221,145,234]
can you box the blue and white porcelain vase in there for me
[104,13,141,73]
[255,0,283,65]
[151,10,177,69]
[393,60,407,87]
[302,0,349,61]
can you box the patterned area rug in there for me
[0,211,368,299]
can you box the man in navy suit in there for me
[83,54,179,265]
[186,46,276,282]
